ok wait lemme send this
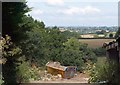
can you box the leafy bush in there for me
[1,35,43,83]
[1,35,22,59]
[88,61,119,84]
[60,37,96,71]
[60,49,84,71]
[0,73,4,85]
[92,47,106,57]
[1,35,23,84]
[16,61,41,83]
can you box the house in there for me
[46,61,77,79]
[98,34,105,38]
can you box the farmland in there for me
[79,39,115,48]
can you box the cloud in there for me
[45,0,64,5]
[58,6,101,15]
[29,9,44,16]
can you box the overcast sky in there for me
[26,0,119,26]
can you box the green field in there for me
[79,39,115,48]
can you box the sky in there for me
[26,0,119,27]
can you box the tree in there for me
[61,37,84,71]
[92,47,106,57]
[22,26,67,66]
[2,2,30,43]
[47,28,67,61]
[61,49,84,71]
[2,35,22,84]
[2,2,30,84]
[109,33,113,38]
[63,37,80,50]
[21,27,48,66]
[62,31,80,39]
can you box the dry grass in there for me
[79,39,115,48]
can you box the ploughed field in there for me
[79,39,115,48]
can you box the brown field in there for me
[79,39,115,48]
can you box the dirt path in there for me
[30,73,89,83]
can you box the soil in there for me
[30,73,89,83]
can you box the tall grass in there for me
[88,57,119,84]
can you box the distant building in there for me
[80,34,94,38]
[59,28,66,32]
[69,30,73,32]
[98,34,105,38]
[106,30,109,33]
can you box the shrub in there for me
[92,47,106,57]
[1,35,22,84]
[16,61,41,83]
[1,35,42,83]
[61,49,84,71]
[88,61,119,84]
[60,37,97,72]
[0,72,4,85]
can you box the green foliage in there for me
[2,2,45,83]
[60,37,96,71]
[62,31,80,39]
[63,37,80,50]
[0,73,4,85]
[89,61,119,84]
[21,20,97,71]
[83,48,97,63]
[20,15,45,32]
[1,35,41,83]
[1,35,22,60]
[1,35,22,84]
[61,49,84,71]
[22,28,49,66]
[2,2,31,84]
[2,2,30,43]
[21,24,67,66]
[92,47,106,57]
[16,61,40,83]
[2,2,98,83]
[2,35,22,58]
[62,38,83,71]
[109,33,113,38]
[78,42,97,63]
[45,29,67,61]
[17,61,30,82]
